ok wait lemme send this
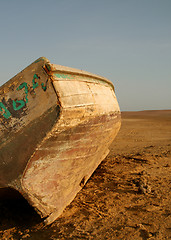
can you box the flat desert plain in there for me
[0,110,171,240]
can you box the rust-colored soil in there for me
[0,110,171,239]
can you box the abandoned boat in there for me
[0,57,121,224]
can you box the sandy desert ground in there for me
[0,110,170,240]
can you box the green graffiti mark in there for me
[12,99,25,110]
[17,82,29,103]
[12,82,28,112]
[54,73,72,79]
[0,102,11,119]
[1,73,48,120]
[32,74,39,89]
[41,83,47,91]
[34,57,46,63]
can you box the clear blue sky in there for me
[0,0,170,111]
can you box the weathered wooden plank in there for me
[0,57,121,225]
[0,57,59,188]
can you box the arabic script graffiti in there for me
[0,74,47,119]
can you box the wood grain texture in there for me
[0,58,121,224]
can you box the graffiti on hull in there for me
[0,74,47,119]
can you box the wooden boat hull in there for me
[0,57,121,224]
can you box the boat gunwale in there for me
[0,57,115,92]
[45,63,115,92]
